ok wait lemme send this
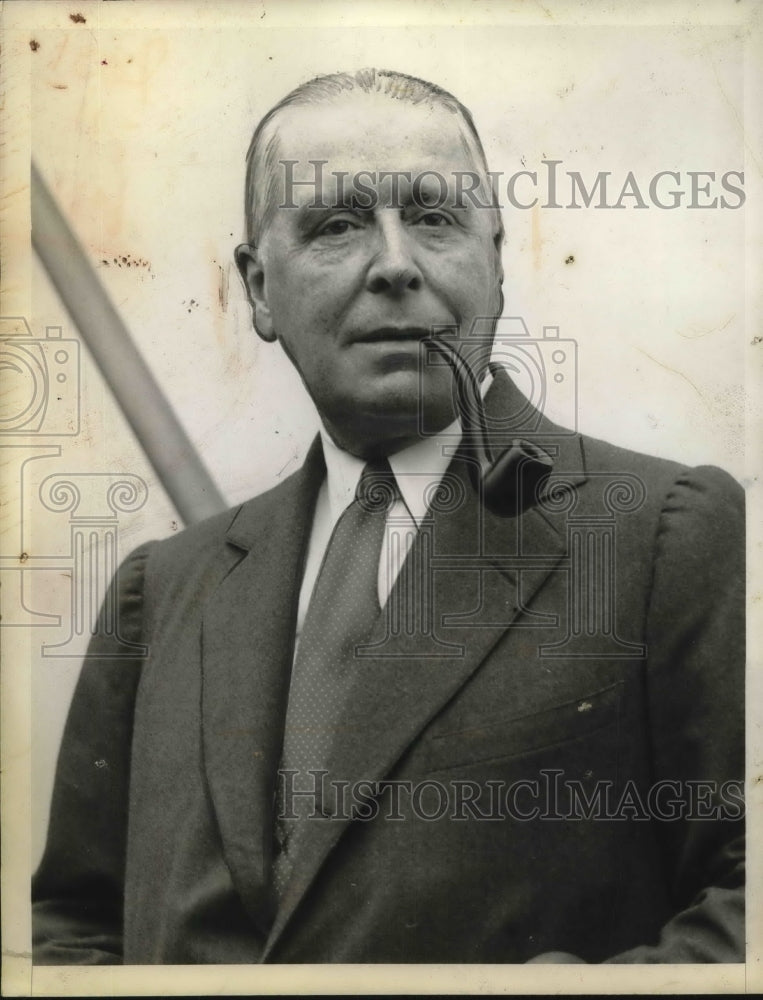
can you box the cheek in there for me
[267,258,353,327]
[425,237,500,301]
[441,268,499,322]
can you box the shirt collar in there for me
[319,420,462,529]
[318,367,492,527]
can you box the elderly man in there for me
[33,69,744,965]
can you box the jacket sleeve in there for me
[32,543,153,965]
[604,465,745,963]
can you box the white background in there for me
[25,2,754,866]
[2,1,761,992]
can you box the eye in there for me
[415,212,451,227]
[315,215,361,237]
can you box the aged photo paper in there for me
[2,0,761,994]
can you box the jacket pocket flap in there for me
[419,680,624,772]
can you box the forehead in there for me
[271,91,481,181]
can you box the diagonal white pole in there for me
[31,160,227,526]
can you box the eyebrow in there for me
[294,200,366,230]
[294,185,472,217]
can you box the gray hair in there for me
[243,68,503,246]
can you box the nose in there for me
[365,212,423,296]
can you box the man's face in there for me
[238,93,503,457]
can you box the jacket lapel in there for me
[200,439,324,933]
[263,372,588,957]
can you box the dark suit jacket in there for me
[32,373,745,964]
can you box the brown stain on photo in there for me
[217,262,230,314]
[100,253,152,273]
[126,36,170,111]
[210,248,232,348]
[69,12,87,24]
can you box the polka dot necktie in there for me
[272,459,399,896]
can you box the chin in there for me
[359,393,456,446]
[319,371,457,450]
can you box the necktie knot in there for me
[355,458,399,514]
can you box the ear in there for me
[234,243,276,342]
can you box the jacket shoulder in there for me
[579,432,684,483]
[577,431,743,514]
[132,467,304,577]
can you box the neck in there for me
[320,423,421,461]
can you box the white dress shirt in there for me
[295,420,464,644]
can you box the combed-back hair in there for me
[243,68,503,245]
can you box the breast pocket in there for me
[417,680,624,775]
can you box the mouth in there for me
[354,326,432,344]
